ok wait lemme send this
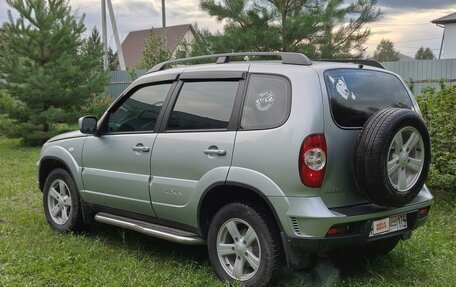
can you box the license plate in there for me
[369,214,407,237]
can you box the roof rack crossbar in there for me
[325,59,385,69]
[148,52,312,73]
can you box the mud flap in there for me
[281,232,311,271]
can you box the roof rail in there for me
[147,52,312,73]
[324,59,385,69]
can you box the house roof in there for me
[121,24,192,68]
[431,12,456,25]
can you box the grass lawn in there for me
[0,137,455,286]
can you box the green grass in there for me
[0,137,455,286]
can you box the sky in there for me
[1,0,455,58]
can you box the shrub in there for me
[82,93,113,119]
[416,85,456,192]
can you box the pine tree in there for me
[199,0,381,59]
[108,47,118,70]
[138,29,172,69]
[373,39,400,62]
[0,0,107,145]
[200,0,281,53]
[317,0,381,59]
[83,27,104,67]
[415,46,435,60]
[189,26,217,57]
[81,27,117,69]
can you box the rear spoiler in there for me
[322,59,384,69]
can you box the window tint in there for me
[324,69,413,127]
[167,81,238,130]
[107,83,172,132]
[241,74,290,130]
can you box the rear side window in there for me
[324,69,413,127]
[167,81,238,130]
[241,74,290,130]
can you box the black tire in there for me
[354,108,431,207]
[207,202,281,287]
[43,168,84,232]
[363,236,400,257]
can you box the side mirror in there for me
[78,116,98,134]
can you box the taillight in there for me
[419,207,430,219]
[299,134,327,187]
[326,224,349,236]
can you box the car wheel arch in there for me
[39,157,74,192]
[197,182,285,239]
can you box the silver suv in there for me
[37,52,433,286]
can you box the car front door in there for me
[81,82,175,216]
[149,73,245,226]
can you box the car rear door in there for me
[149,71,246,226]
[319,68,417,208]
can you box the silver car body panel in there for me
[38,135,86,191]
[47,130,86,142]
[81,134,158,216]
[150,131,236,226]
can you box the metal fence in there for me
[382,59,456,95]
[108,69,147,99]
[108,59,456,98]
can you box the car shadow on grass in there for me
[82,223,210,264]
[272,249,407,287]
[78,223,405,287]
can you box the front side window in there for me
[107,83,172,132]
[324,69,413,127]
[167,81,239,130]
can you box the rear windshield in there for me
[324,69,413,127]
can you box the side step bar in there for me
[94,212,206,245]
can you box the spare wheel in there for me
[354,108,431,207]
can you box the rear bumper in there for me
[269,186,433,269]
[270,185,433,238]
[281,207,430,269]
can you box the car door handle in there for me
[132,144,150,153]
[203,149,226,156]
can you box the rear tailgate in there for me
[318,67,416,208]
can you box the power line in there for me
[78,2,99,10]
[367,36,441,45]
[368,23,431,27]
[395,45,440,50]
[396,47,441,52]
[395,36,441,43]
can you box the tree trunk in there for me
[281,12,287,51]
[43,104,50,132]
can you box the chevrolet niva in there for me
[37,52,432,286]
